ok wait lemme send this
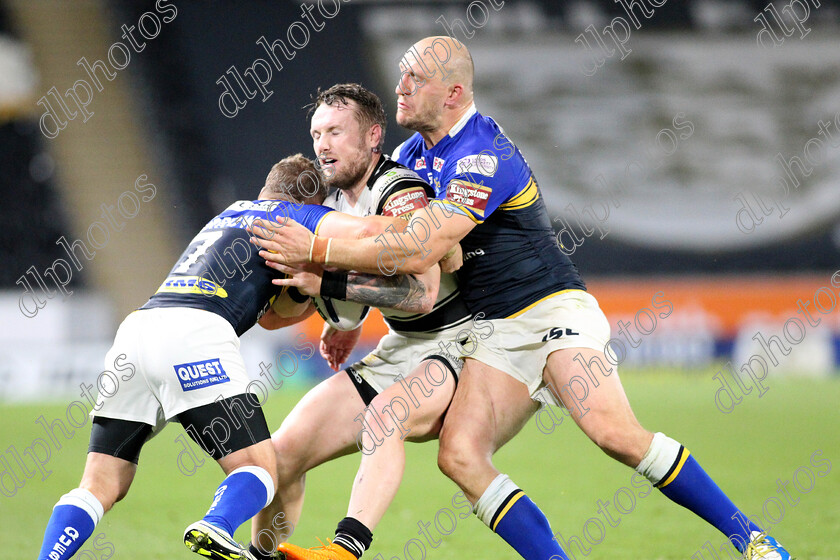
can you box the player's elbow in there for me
[400,256,434,276]
[258,310,283,330]
[414,295,435,315]
[357,222,379,239]
[358,216,397,239]
[418,276,440,314]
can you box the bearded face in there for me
[321,135,373,191]
[311,101,376,192]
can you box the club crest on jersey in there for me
[433,157,445,171]
[174,358,229,391]
[414,158,426,170]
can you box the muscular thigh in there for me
[370,357,458,443]
[271,371,367,471]
[441,358,538,454]
[543,348,650,465]
[543,348,636,427]
[274,329,467,467]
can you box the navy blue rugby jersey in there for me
[393,106,585,319]
[141,200,332,336]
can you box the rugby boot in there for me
[278,540,356,560]
[743,531,793,560]
[184,520,256,560]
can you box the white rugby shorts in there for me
[94,307,253,432]
[349,325,466,396]
[466,290,611,402]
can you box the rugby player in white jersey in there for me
[251,39,793,560]
[246,84,474,560]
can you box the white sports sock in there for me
[635,432,683,485]
[56,488,105,526]
[473,473,520,528]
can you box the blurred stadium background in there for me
[1,0,839,558]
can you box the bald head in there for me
[412,36,474,97]
[395,36,477,145]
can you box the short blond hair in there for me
[262,153,328,203]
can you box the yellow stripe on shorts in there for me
[505,289,586,319]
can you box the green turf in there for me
[2,368,838,559]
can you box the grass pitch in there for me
[2,368,838,559]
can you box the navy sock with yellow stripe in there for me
[474,474,569,560]
[638,433,762,552]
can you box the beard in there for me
[397,114,436,134]
[396,99,440,133]
[324,148,372,191]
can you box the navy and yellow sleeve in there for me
[295,203,334,234]
[440,154,527,223]
[266,202,333,234]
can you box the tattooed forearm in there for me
[345,273,433,313]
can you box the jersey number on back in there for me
[173,230,224,274]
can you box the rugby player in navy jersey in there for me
[251,39,793,560]
[245,84,474,560]
[34,154,400,560]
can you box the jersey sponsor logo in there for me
[463,248,485,261]
[227,200,276,212]
[378,168,419,191]
[414,158,426,170]
[445,180,491,214]
[174,358,230,391]
[456,153,498,177]
[156,276,229,298]
[382,187,428,219]
[433,157,445,171]
[541,327,580,342]
[209,201,307,231]
[204,215,257,230]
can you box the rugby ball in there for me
[312,296,370,331]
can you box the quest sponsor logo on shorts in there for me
[174,358,230,391]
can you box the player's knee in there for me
[271,433,308,482]
[436,432,480,481]
[113,482,132,505]
[589,423,648,464]
[80,481,123,514]
[364,404,392,436]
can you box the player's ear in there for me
[369,123,383,152]
[445,84,463,108]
